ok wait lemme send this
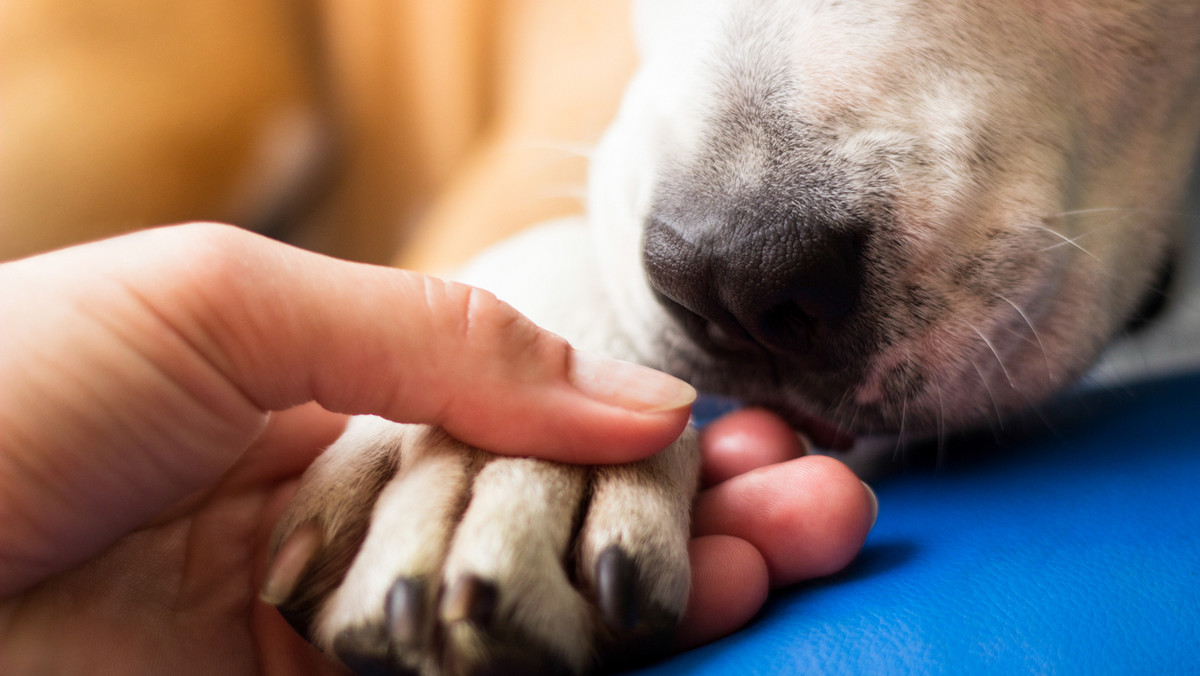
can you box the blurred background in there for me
[0,0,636,272]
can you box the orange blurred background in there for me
[0,0,636,272]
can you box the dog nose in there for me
[642,207,863,354]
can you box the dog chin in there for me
[670,338,970,448]
[659,346,861,449]
[759,399,861,450]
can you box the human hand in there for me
[681,408,877,649]
[0,223,874,673]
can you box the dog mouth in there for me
[757,400,859,451]
[668,334,866,450]
[699,389,859,451]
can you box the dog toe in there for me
[332,625,417,676]
[263,417,409,635]
[436,457,594,673]
[577,433,700,666]
[595,546,639,630]
[384,577,431,648]
[591,544,682,669]
[271,418,700,674]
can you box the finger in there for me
[692,455,877,586]
[699,408,809,486]
[130,224,695,463]
[146,403,345,526]
[0,224,693,594]
[673,535,769,651]
[240,403,349,483]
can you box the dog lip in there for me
[788,410,858,450]
[742,398,857,450]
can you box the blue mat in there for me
[637,371,1200,674]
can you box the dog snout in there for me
[642,204,863,355]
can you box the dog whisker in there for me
[262,2,1200,671]
[967,356,1005,433]
[844,397,863,438]
[995,294,1050,379]
[1026,222,1101,261]
[1042,177,1193,248]
[1049,166,1195,229]
[966,321,1017,392]
[1043,206,1182,221]
[827,383,855,434]
[892,392,909,464]
[1016,390,1061,441]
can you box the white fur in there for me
[270,2,1200,673]
[586,0,1200,434]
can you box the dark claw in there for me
[386,577,428,648]
[333,626,413,676]
[440,575,499,628]
[596,546,638,630]
[594,546,682,670]
[598,600,680,671]
[615,607,678,666]
[463,651,573,676]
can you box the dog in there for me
[263,1,1200,674]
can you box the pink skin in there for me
[0,224,875,671]
[699,408,811,486]
[680,409,876,649]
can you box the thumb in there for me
[0,224,696,594]
[141,223,697,463]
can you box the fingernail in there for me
[260,523,322,606]
[569,350,697,413]
[862,481,879,529]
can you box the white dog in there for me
[264,1,1200,674]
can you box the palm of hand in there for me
[0,405,871,675]
[0,405,347,676]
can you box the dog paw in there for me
[263,415,700,675]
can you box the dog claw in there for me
[440,575,499,627]
[333,626,411,676]
[593,546,683,669]
[461,652,573,676]
[385,577,428,647]
[260,522,323,606]
[596,546,638,629]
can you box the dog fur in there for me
[267,1,1200,674]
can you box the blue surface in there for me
[637,372,1200,674]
